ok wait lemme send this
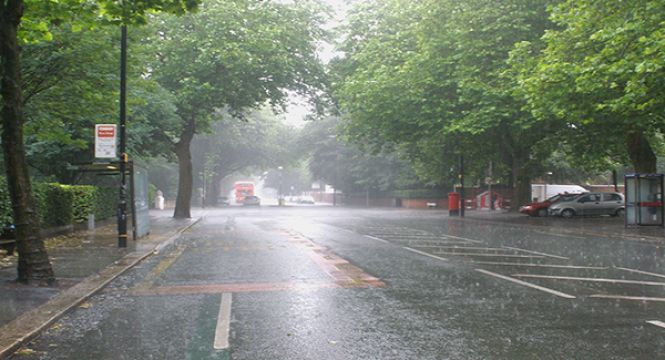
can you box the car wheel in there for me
[614,208,625,217]
[561,209,575,219]
[537,208,548,217]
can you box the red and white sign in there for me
[95,124,117,158]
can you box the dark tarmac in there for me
[2,206,665,359]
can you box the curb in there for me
[456,215,664,243]
[0,216,203,359]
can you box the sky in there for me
[279,0,351,128]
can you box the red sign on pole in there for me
[95,124,117,158]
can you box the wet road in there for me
[11,207,665,359]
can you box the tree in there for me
[144,0,327,218]
[333,0,559,207]
[190,108,295,205]
[516,0,665,173]
[0,0,197,284]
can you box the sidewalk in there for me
[459,209,665,242]
[0,209,204,358]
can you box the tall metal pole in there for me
[489,160,494,210]
[118,25,128,248]
[460,154,465,217]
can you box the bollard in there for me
[87,213,95,230]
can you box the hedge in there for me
[0,177,118,228]
[388,189,446,199]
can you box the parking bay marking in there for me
[403,247,448,261]
[471,261,606,270]
[435,252,546,259]
[615,267,665,280]
[476,269,576,299]
[501,246,569,260]
[647,320,665,329]
[512,274,665,286]
[590,294,665,303]
[364,235,390,244]
[214,293,232,350]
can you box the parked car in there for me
[548,192,625,218]
[242,195,261,206]
[217,196,230,206]
[519,193,582,217]
[297,195,315,204]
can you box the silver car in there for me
[548,192,625,218]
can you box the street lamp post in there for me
[117,24,128,248]
[278,166,283,206]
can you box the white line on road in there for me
[615,267,665,280]
[403,247,448,261]
[214,293,232,350]
[435,252,545,258]
[471,262,606,270]
[364,235,390,244]
[475,269,576,299]
[429,246,511,251]
[501,246,569,260]
[440,234,484,243]
[589,294,665,302]
[647,320,665,329]
[534,230,586,240]
[512,274,665,286]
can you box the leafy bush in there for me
[94,187,117,221]
[388,189,446,199]
[0,177,118,227]
[38,183,74,227]
[69,185,96,223]
[0,177,13,227]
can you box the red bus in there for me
[233,182,255,203]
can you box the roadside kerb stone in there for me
[0,216,203,359]
[458,214,665,243]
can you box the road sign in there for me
[95,124,117,158]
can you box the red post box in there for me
[448,192,460,216]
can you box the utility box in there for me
[625,173,664,227]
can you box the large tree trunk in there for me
[1,0,55,284]
[173,119,196,218]
[511,153,532,210]
[626,129,657,173]
[206,172,222,206]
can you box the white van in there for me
[531,184,587,202]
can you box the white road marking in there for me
[435,252,545,258]
[364,235,390,244]
[406,243,479,248]
[214,293,232,350]
[647,320,665,329]
[440,234,484,243]
[403,247,448,261]
[590,294,665,302]
[513,274,665,286]
[471,261,606,270]
[534,230,585,239]
[429,246,512,251]
[476,269,576,299]
[501,246,569,260]
[616,267,665,280]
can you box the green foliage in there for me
[388,189,445,199]
[32,183,74,227]
[0,178,116,227]
[0,178,13,227]
[68,185,96,223]
[334,0,558,205]
[516,0,665,171]
[94,187,117,221]
[148,183,157,208]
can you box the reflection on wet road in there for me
[11,207,665,359]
